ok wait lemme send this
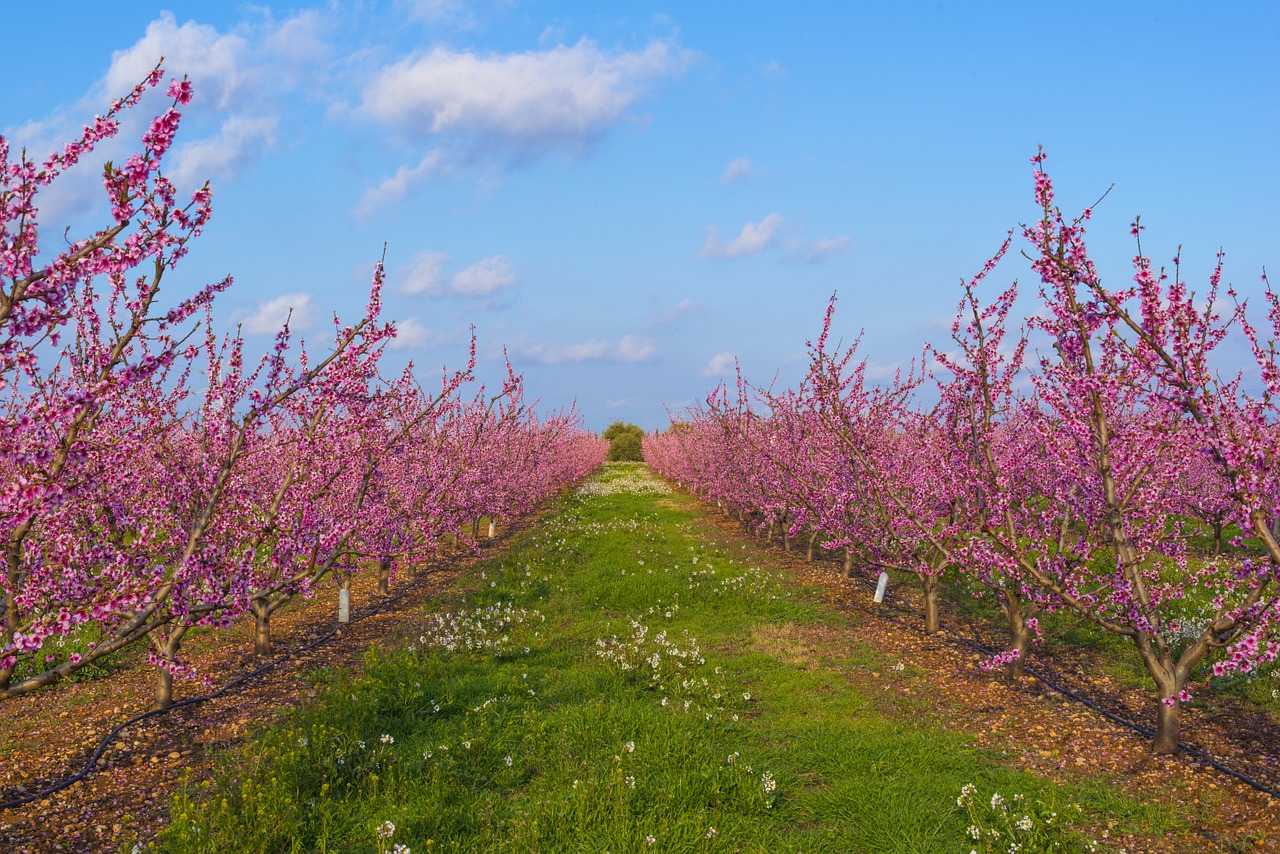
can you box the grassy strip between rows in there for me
[155,464,1178,853]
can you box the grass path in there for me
[159,464,1176,853]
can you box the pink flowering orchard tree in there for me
[778,298,963,635]
[0,66,231,697]
[929,241,1058,678]
[958,152,1278,752]
[1,69,610,708]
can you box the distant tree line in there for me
[603,422,645,462]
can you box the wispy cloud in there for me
[389,316,436,350]
[168,114,278,188]
[700,213,782,258]
[105,11,325,190]
[761,59,786,78]
[700,351,737,376]
[236,292,317,335]
[783,234,853,264]
[721,156,753,184]
[356,149,453,216]
[398,250,450,296]
[514,334,656,365]
[451,255,518,296]
[647,298,704,327]
[355,37,696,209]
[9,10,331,225]
[360,38,694,143]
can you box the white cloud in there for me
[864,360,905,381]
[9,9,331,222]
[400,0,469,24]
[353,36,695,210]
[761,59,786,78]
[784,234,853,264]
[700,214,782,258]
[168,114,278,188]
[700,351,737,376]
[648,298,703,327]
[389,317,435,350]
[721,157,753,184]
[359,38,694,144]
[515,334,656,365]
[263,10,331,74]
[398,250,451,296]
[605,396,638,408]
[451,255,518,296]
[105,13,254,112]
[614,335,656,362]
[237,292,317,335]
[356,149,453,216]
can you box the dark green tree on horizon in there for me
[603,421,645,462]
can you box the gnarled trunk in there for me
[377,555,392,596]
[1134,637,1183,754]
[843,548,854,578]
[806,531,816,562]
[1001,590,1031,680]
[150,625,189,710]
[251,596,272,656]
[919,573,940,635]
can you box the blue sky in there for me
[5,2,1278,430]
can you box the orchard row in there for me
[0,68,607,709]
[646,151,1280,755]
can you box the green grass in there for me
[155,463,1179,853]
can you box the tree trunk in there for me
[472,518,481,540]
[155,662,173,711]
[806,531,816,562]
[1136,642,1182,754]
[843,548,854,578]
[920,573,940,635]
[1002,590,1030,680]
[1212,523,1223,556]
[251,597,272,656]
[782,519,791,552]
[1153,695,1180,754]
[151,626,188,710]
[377,555,391,596]
[767,519,776,544]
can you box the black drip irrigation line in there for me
[0,529,517,814]
[843,567,1280,801]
